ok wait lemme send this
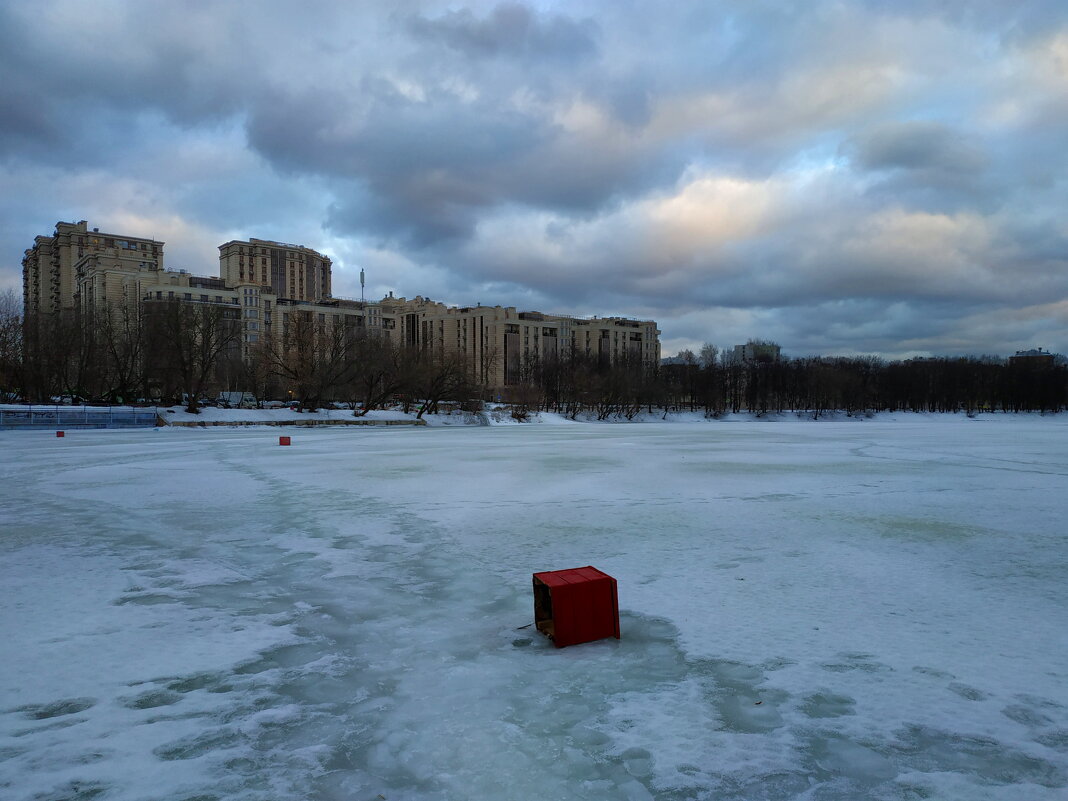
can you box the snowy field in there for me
[2,417,1067,801]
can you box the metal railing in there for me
[0,406,160,430]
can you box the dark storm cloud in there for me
[407,2,598,61]
[0,2,254,169]
[0,83,63,156]
[847,121,987,176]
[855,0,1068,36]
[245,62,686,245]
[3,1,1068,357]
[246,82,551,243]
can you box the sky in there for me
[2,0,1067,359]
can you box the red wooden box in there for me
[533,566,620,648]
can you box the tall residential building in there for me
[218,238,332,303]
[22,220,164,318]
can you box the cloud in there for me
[846,121,987,176]
[406,3,598,61]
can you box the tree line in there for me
[1,293,1064,416]
[498,343,1066,418]
[3,295,477,416]
[642,347,1065,417]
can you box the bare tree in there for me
[415,351,472,418]
[53,308,100,403]
[98,301,145,403]
[0,289,23,400]
[699,342,718,368]
[345,330,402,414]
[144,300,242,413]
[477,344,501,400]
[266,309,353,411]
[240,338,278,406]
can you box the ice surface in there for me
[1,417,1067,800]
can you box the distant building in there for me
[377,296,660,388]
[22,220,660,393]
[1009,348,1055,367]
[728,341,781,364]
[660,355,691,366]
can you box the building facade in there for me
[728,341,781,364]
[22,220,165,319]
[218,238,332,303]
[23,220,660,393]
[381,297,660,387]
[1009,348,1056,367]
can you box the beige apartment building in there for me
[22,220,165,319]
[218,238,332,302]
[378,296,661,387]
[23,221,660,392]
[728,341,782,364]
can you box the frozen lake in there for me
[2,418,1067,800]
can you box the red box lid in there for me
[533,566,614,587]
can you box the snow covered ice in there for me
[2,416,1067,800]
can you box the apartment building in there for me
[728,341,781,364]
[218,238,332,302]
[379,296,661,387]
[22,220,165,318]
[1009,348,1056,367]
[23,220,660,391]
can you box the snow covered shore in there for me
[156,404,1060,427]
[6,402,1062,429]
